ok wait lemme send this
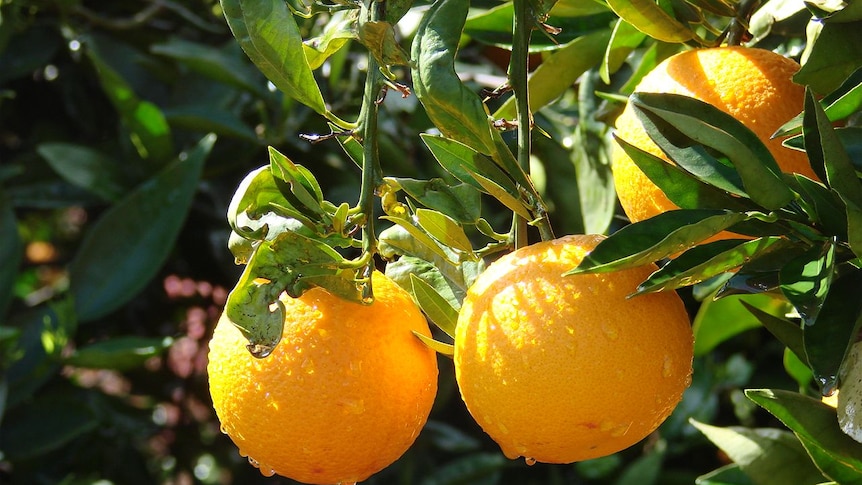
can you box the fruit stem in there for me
[727,0,760,46]
[355,3,385,289]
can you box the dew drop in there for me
[524,457,537,466]
[339,482,358,485]
[662,355,674,378]
[219,424,229,435]
[601,323,619,341]
[260,467,276,477]
[819,375,839,396]
[301,358,315,374]
[340,398,366,415]
[248,456,260,468]
[247,343,275,359]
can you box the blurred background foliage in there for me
[0,0,857,484]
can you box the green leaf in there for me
[601,19,646,84]
[569,209,750,274]
[631,92,795,210]
[415,208,475,256]
[412,331,455,357]
[302,10,354,70]
[638,237,788,295]
[776,67,862,137]
[606,0,697,43]
[695,464,756,485]
[795,21,862,94]
[411,0,496,156]
[791,174,849,238]
[741,300,808,368]
[690,419,828,485]
[409,273,458,338]
[0,391,99,461]
[423,420,481,453]
[779,241,835,325]
[494,29,612,119]
[0,192,22,318]
[837,341,862,445]
[163,105,259,142]
[357,20,410,72]
[746,389,862,483]
[36,143,129,201]
[220,0,328,116]
[419,452,506,485]
[85,38,174,165]
[392,178,481,224]
[693,292,791,356]
[150,37,268,98]
[784,347,814,391]
[803,269,862,392]
[613,134,752,212]
[268,147,326,220]
[62,336,173,371]
[69,135,214,322]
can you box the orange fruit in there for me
[454,234,693,463]
[613,46,816,228]
[207,271,438,484]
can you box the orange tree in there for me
[2,0,862,483]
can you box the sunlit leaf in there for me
[63,336,173,371]
[391,178,481,224]
[601,19,646,84]
[779,241,835,325]
[606,0,697,43]
[415,208,475,256]
[409,273,458,337]
[37,144,129,202]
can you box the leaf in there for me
[741,300,808,368]
[803,268,862,392]
[0,192,22,318]
[419,452,506,485]
[746,389,862,483]
[415,208,475,256]
[85,38,174,165]
[493,29,612,119]
[62,336,174,371]
[696,464,756,485]
[569,209,750,274]
[409,273,458,338]
[613,134,752,212]
[220,0,327,116]
[631,92,795,210]
[795,21,862,94]
[791,174,849,238]
[776,67,862,137]
[150,37,268,98]
[380,215,455,264]
[411,0,495,156]
[302,10,354,70]
[423,420,481,453]
[690,419,827,485]
[412,331,454,357]
[268,147,326,220]
[162,105,259,142]
[606,0,697,43]
[838,341,862,445]
[69,135,214,322]
[0,391,99,461]
[601,19,646,84]
[779,241,835,325]
[693,292,791,356]
[638,237,788,295]
[36,143,129,201]
[392,178,481,224]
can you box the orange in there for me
[207,271,438,484]
[454,235,693,463]
[613,46,816,228]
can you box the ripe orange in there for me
[207,271,438,484]
[613,46,816,226]
[454,235,693,463]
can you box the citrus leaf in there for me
[412,331,454,357]
[380,215,455,264]
[391,178,481,224]
[779,241,835,325]
[803,269,862,393]
[409,273,458,338]
[302,10,354,70]
[784,347,814,390]
[418,452,506,485]
[695,464,755,485]
[746,389,862,483]
[613,134,752,212]
[162,105,259,142]
[690,419,827,485]
[421,135,520,201]
[631,92,795,210]
[0,392,99,461]
[794,21,862,94]
[693,292,790,356]
[741,300,808,367]
[37,143,129,202]
[411,0,495,156]
[384,253,472,308]
[494,29,611,119]
[601,19,646,84]
[423,420,481,453]
[415,208,475,256]
[69,135,214,323]
[62,336,173,371]
[791,174,848,238]
[606,0,697,43]
[568,209,750,274]
[776,66,862,137]
[269,147,325,218]
[221,0,328,116]
[637,237,788,295]
[837,341,862,445]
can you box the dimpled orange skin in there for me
[207,272,438,484]
[613,46,817,226]
[454,235,693,464]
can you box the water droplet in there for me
[260,468,276,477]
[248,456,260,468]
[819,375,839,396]
[339,481,357,485]
[219,424,229,434]
[301,358,315,374]
[247,342,275,358]
[339,398,366,415]
[498,423,509,435]
[524,457,537,466]
[601,323,619,340]
[662,355,674,378]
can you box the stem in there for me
[356,3,385,294]
[509,0,555,246]
[727,0,761,46]
[510,0,532,250]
